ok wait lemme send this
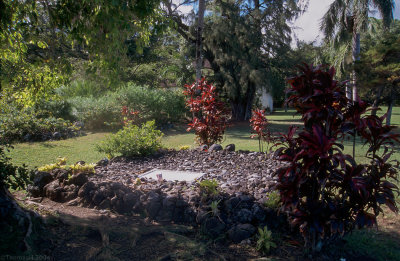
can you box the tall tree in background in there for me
[320,0,395,101]
[165,0,302,120]
[357,22,400,124]
[196,0,206,81]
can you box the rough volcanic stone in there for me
[68,173,88,186]
[251,204,266,222]
[122,192,138,212]
[202,217,226,238]
[54,169,69,182]
[228,223,256,243]
[235,208,253,223]
[32,171,53,189]
[225,144,235,151]
[96,158,109,167]
[157,196,177,222]
[44,180,63,201]
[209,144,223,152]
[92,190,106,205]
[145,192,162,218]
[99,199,111,209]
[26,185,41,197]
[78,181,95,198]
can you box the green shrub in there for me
[33,99,75,121]
[68,95,121,130]
[199,179,219,197]
[58,79,105,98]
[256,226,276,254]
[96,120,163,157]
[264,190,280,209]
[68,83,186,130]
[0,101,78,143]
[0,145,32,190]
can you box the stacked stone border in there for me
[28,147,288,243]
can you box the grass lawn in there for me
[8,107,399,167]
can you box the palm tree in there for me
[195,0,206,82]
[320,0,394,101]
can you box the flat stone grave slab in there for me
[140,169,205,182]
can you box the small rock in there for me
[225,144,235,151]
[96,158,109,167]
[53,132,62,140]
[209,144,223,152]
[66,198,80,206]
[199,144,208,151]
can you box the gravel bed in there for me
[93,149,283,203]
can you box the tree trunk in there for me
[351,31,360,101]
[371,85,384,116]
[345,82,352,100]
[195,0,206,82]
[386,85,396,125]
[230,81,256,121]
[0,185,37,253]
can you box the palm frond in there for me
[320,0,347,39]
[371,0,394,28]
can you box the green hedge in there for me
[0,101,78,143]
[68,83,186,130]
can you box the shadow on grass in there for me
[324,229,400,261]
[37,143,57,148]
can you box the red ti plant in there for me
[274,64,399,252]
[183,78,230,146]
[250,109,272,152]
[121,106,139,126]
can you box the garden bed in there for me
[27,147,287,244]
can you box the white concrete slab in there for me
[140,169,205,182]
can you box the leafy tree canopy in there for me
[0,0,161,105]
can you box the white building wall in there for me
[257,88,273,112]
